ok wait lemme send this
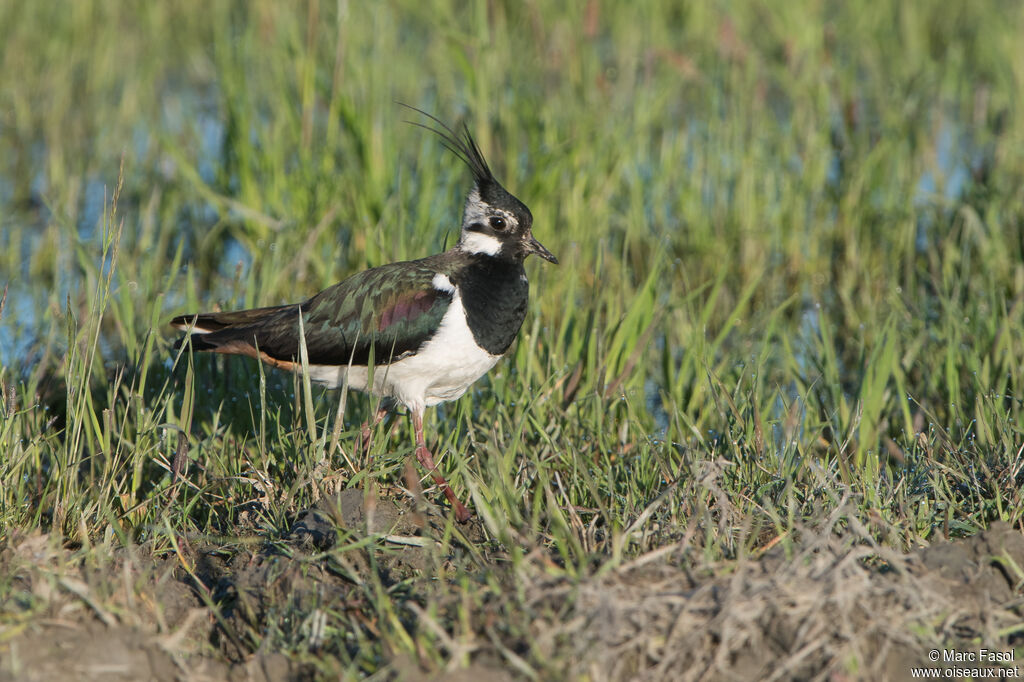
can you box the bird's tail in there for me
[169,304,296,354]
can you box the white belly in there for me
[304,291,501,412]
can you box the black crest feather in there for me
[398,103,494,185]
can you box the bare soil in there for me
[2,491,1022,681]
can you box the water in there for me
[0,91,229,372]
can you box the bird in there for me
[170,110,558,522]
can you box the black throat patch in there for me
[455,257,530,355]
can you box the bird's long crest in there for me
[398,103,494,186]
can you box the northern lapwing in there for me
[170,110,558,522]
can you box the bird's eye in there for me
[489,216,507,230]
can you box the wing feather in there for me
[172,255,457,368]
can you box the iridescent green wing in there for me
[252,256,456,366]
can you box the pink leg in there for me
[411,410,472,523]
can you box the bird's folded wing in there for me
[175,259,455,367]
[296,260,454,366]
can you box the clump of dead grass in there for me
[525,521,1024,681]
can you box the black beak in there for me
[526,235,559,264]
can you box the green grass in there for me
[2,0,1024,676]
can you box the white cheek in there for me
[460,232,502,256]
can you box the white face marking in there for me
[432,273,455,292]
[459,231,502,256]
[462,187,488,227]
[461,185,519,233]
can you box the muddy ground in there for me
[2,490,1022,681]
